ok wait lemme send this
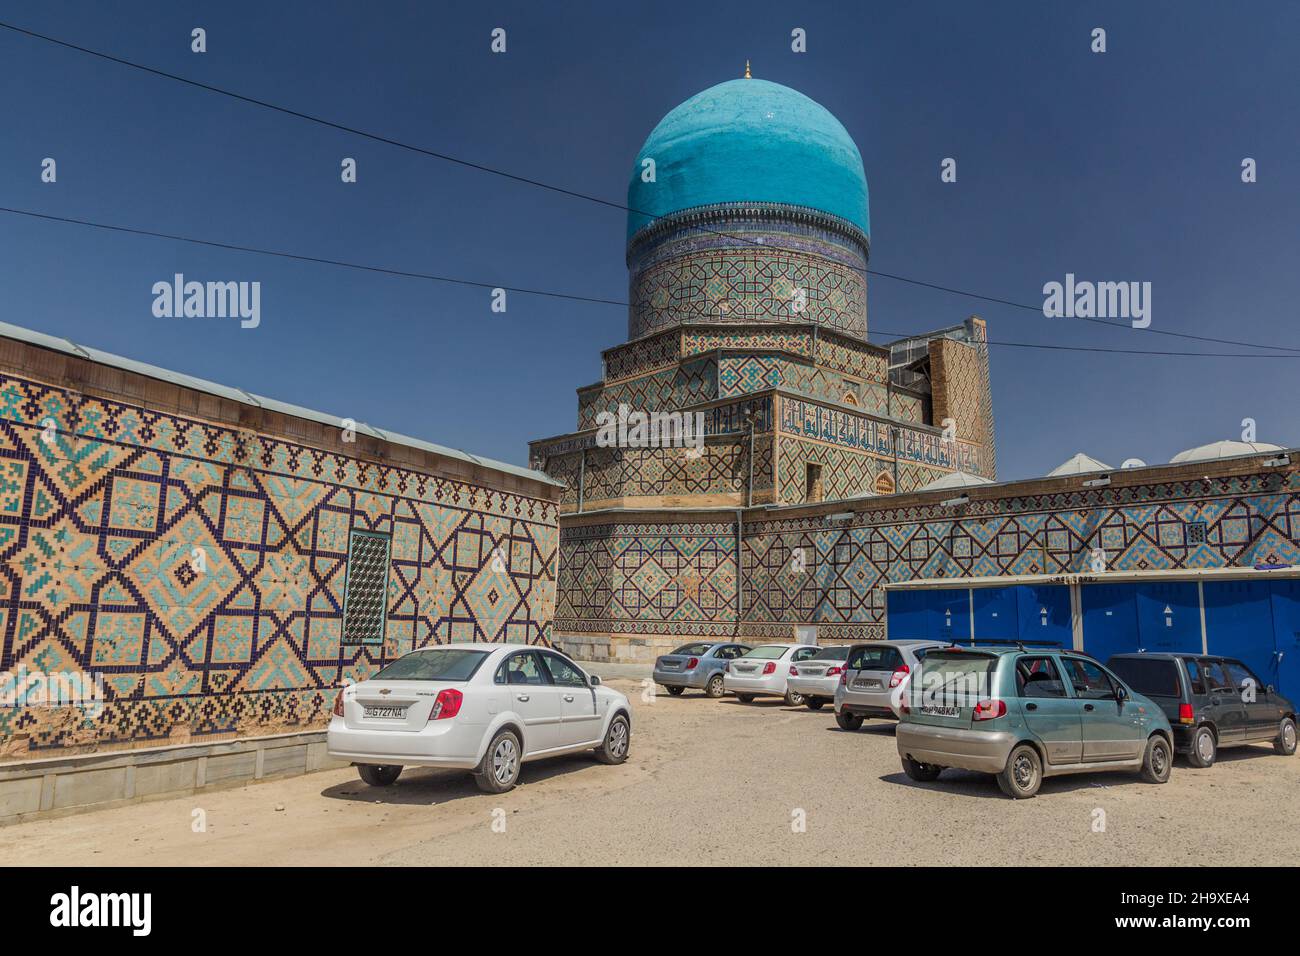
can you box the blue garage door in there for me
[972,586,1018,642]
[1134,582,1202,654]
[927,588,971,643]
[1204,580,1275,687]
[885,589,929,641]
[1269,580,1300,699]
[1016,584,1073,648]
[1080,582,1140,664]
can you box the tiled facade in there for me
[0,337,559,757]
[553,460,1300,660]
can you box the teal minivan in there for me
[895,644,1174,798]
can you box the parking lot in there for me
[3,675,1296,867]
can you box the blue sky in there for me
[2,0,1298,480]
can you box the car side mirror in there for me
[1114,685,1128,702]
[589,674,601,686]
[1266,684,1276,695]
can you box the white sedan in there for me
[328,643,631,793]
[723,643,822,705]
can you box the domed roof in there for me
[1047,452,1113,477]
[919,471,994,492]
[1170,440,1283,464]
[627,78,869,240]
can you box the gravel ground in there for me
[3,678,1296,867]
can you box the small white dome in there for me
[1170,440,1283,464]
[1047,452,1113,477]
[919,470,995,492]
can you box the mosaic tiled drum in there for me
[627,204,869,339]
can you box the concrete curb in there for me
[0,730,348,826]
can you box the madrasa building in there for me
[529,72,1300,686]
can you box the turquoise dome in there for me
[627,78,869,240]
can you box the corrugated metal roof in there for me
[0,320,563,488]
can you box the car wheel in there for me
[474,729,522,794]
[1275,717,1298,756]
[1187,726,1216,768]
[784,690,806,706]
[594,713,631,765]
[1140,734,1173,784]
[997,744,1042,798]
[835,711,863,731]
[901,756,941,782]
[805,698,825,710]
[357,764,402,787]
[737,694,755,703]
[705,674,725,699]
[665,685,685,696]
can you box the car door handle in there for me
[1083,704,1095,711]
[1025,703,1038,711]
[516,694,530,702]
[563,695,575,702]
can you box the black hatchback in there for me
[1106,653,1297,767]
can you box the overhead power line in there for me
[3,203,1297,360]
[2,19,1298,356]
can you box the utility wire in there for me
[3,18,1298,356]
[3,204,1297,360]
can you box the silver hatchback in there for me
[833,640,948,730]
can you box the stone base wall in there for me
[0,730,346,826]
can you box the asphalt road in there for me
[3,677,1296,866]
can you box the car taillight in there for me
[889,664,910,688]
[429,688,463,721]
[762,662,776,675]
[827,665,844,677]
[332,689,345,717]
[972,699,1006,721]
[723,662,730,673]
[1178,703,1194,724]
[839,668,849,685]
[686,657,699,670]
[789,665,799,676]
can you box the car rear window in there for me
[914,651,997,706]
[374,648,488,681]
[671,642,714,656]
[847,645,903,670]
[1108,657,1181,698]
[743,646,791,660]
[812,646,850,661]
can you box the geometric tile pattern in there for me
[0,370,557,755]
[578,358,717,430]
[556,469,1300,644]
[930,326,995,475]
[628,205,869,339]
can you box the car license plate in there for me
[920,705,959,717]
[363,706,407,719]
[853,678,881,688]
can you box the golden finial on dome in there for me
[744,59,751,79]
